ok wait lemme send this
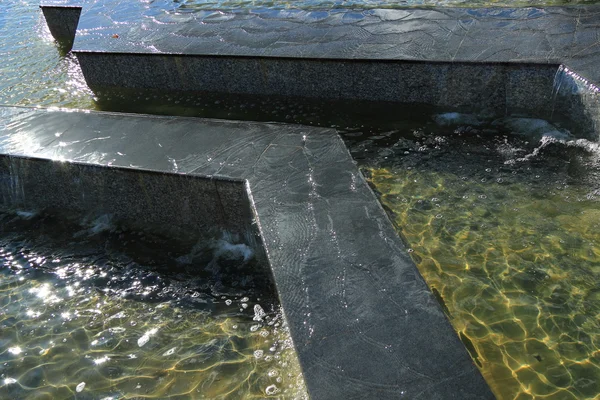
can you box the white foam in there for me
[496,118,572,143]
[177,232,255,266]
[88,214,115,234]
[16,210,37,219]
[433,113,482,127]
[215,239,254,262]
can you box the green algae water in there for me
[0,211,307,399]
[344,117,600,400]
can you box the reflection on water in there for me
[346,118,600,400]
[0,212,306,399]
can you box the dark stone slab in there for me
[39,4,82,50]
[70,5,600,85]
[0,105,494,399]
[68,4,600,139]
[0,154,258,249]
[74,52,600,139]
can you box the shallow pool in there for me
[344,116,600,400]
[0,211,306,399]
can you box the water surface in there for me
[0,211,306,399]
[344,117,600,400]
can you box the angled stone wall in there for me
[0,154,258,248]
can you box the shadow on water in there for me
[0,210,278,312]
[0,210,306,399]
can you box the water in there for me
[177,0,600,9]
[2,0,600,110]
[2,1,600,399]
[342,116,600,400]
[0,0,93,109]
[0,211,306,399]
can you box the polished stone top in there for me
[68,3,600,85]
[0,105,494,399]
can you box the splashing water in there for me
[0,211,307,399]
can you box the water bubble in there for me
[240,297,249,302]
[407,248,414,253]
[94,356,110,365]
[253,304,266,322]
[76,382,86,392]
[254,350,264,359]
[265,384,279,395]
[4,378,17,385]
[268,369,279,377]
[225,299,232,306]
[435,214,443,219]
[162,347,176,356]
[479,195,487,199]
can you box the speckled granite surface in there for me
[39,5,81,48]
[0,105,494,399]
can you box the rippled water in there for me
[2,0,600,111]
[342,116,600,400]
[179,0,600,9]
[0,211,306,399]
[0,0,93,109]
[3,1,600,399]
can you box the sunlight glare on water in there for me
[0,0,94,108]
[0,212,307,399]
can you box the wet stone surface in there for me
[0,105,494,399]
[69,3,600,85]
